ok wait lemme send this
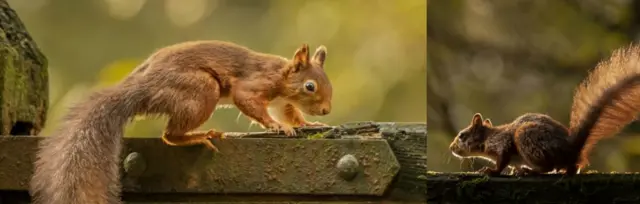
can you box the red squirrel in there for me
[30,41,333,204]
[449,44,640,176]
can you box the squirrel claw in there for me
[513,169,527,177]
[202,140,220,152]
[513,168,541,177]
[203,130,223,152]
[205,129,225,139]
[513,167,528,177]
[266,122,296,136]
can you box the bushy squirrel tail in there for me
[569,44,640,168]
[30,83,146,204]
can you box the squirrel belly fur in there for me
[30,40,333,204]
[449,44,640,176]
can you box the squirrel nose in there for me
[320,108,330,115]
[449,141,457,151]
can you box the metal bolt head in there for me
[123,152,146,178]
[336,154,359,181]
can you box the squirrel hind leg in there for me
[162,130,222,152]
[157,76,222,151]
[162,98,221,151]
[513,123,563,174]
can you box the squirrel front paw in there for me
[266,122,296,136]
[513,169,527,177]
[513,167,541,177]
[478,167,501,176]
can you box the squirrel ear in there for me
[313,45,327,67]
[483,119,493,127]
[471,113,483,126]
[292,44,310,72]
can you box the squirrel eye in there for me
[304,81,316,92]
[460,132,468,138]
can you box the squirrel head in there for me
[449,113,493,158]
[282,44,332,116]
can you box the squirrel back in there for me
[569,44,640,168]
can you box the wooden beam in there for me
[0,122,426,203]
[427,172,640,203]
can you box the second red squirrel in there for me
[449,44,640,176]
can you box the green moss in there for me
[0,27,48,134]
[458,176,489,188]
[429,172,640,203]
[306,130,333,139]
[307,133,324,139]
[1,42,32,121]
[455,176,491,200]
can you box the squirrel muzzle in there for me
[449,138,467,158]
[301,101,331,116]
[319,104,331,115]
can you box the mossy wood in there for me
[0,0,48,136]
[428,172,640,203]
[0,122,426,203]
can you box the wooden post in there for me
[0,0,48,136]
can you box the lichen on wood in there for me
[0,0,48,136]
[428,171,640,203]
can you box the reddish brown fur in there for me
[30,40,333,204]
[449,44,640,176]
[570,45,640,167]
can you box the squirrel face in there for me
[283,44,332,116]
[449,113,492,158]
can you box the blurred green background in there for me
[428,0,640,173]
[7,0,426,137]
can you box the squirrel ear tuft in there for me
[313,45,327,67]
[471,113,483,126]
[483,119,493,127]
[292,44,310,72]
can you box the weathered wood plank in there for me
[0,122,426,203]
[427,172,640,203]
[378,122,427,201]
[0,136,399,195]
[121,138,399,195]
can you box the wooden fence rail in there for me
[0,122,427,204]
[427,171,640,203]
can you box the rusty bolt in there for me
[123,152,146,178]
[336,154,359,181]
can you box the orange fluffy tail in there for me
[569,44,640,168]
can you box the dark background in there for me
[427,0,640,173]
